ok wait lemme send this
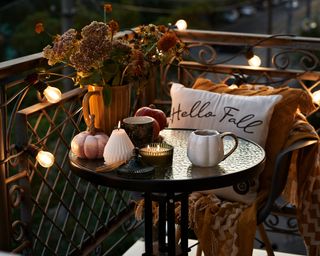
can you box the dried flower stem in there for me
[144,42,157,57]
[120,65,129,86]
[39,71,74,83]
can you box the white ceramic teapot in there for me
[187,129,238,167]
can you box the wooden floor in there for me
[124,239,304,256]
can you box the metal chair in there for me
[256,138,318,255]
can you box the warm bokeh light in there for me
[36,150,55,168]
[312,90,320,106]
[310,21,318,29]
[175,19,187,30]
[43,86,62,103]
[248,54,261,67]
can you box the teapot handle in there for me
[220,132,238,161]
[82,91,99,127]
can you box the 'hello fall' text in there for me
[170,101,263,134]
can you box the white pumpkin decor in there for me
[71,115,109,159]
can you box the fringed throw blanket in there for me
[282,113,320,256]
[183,192,252,256]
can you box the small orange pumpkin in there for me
[71,115,109,159]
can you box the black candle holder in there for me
[117,148,154,178]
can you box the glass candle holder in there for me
[139,143,174,167]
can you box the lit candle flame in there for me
[157,144,160,151]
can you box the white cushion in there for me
[200,178,260,204]
[168,83,282,147]
[168,83,282,204]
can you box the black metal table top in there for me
[69,129,265,193]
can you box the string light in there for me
[245,34,296,68]
[246,48,261,67]
[43,86,62,103]
[312,90,320,106]
[25,73,62,103]
[0,74,62,108]
[27,145,55,168]
[248,54,261,67]
[36,150,55,168]
[175,19,187,30]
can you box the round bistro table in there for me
[69,129,265,255]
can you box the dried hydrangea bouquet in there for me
[38,3,186,133]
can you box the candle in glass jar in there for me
[103,121,134,165]
[139,143,173,167]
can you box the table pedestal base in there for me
[143,192,190,256]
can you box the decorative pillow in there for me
[200,177,259,204]
[192,78,315,193]
[168,83,284,204]
[169,82,282,147]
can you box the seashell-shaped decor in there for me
[103,127,134,165]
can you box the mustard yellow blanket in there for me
[283,113,320,256]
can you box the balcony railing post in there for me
[15,113,33,249]
[0,85,11,251]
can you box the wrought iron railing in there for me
[0,54,142,255]
[1,29,320,255]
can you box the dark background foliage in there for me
[0,0,319,62]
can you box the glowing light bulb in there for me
[248,55,261,67]
[175,19,187,30]
[310,21,317,29]
[43,86,62,103]
[312,90,320,105]
[36,150,55,168]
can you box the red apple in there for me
[134,104,167,130]
[151,117,160,140]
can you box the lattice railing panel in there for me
[10,87,141,255]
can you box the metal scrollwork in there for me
[299,50,319,71]
[187,43,217,64]
[264,214,299,234]
[265,214,280,227]
[9,184,25,208]
[272,49,319,71]
[8,144,21,167]
[12,220,27,242]
[272,51,291,70]
[287,217,298,230]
